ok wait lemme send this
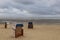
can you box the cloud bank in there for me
[0,0,60,19]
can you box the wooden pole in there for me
[5,22,7,28]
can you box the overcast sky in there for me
[0,0,60,19]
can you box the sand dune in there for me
[0,22,60,40]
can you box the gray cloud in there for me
[0,0,60,19]
[12,0,59,15]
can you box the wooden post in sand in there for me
[15,24,23,38]
[5,22,7,28]
[28,22,33,29]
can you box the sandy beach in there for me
[0,22,60,40]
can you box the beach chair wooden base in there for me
[15,28,23,38]
[28,25,33,29]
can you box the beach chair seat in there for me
[15,24,23,38]
[28,22,33,29]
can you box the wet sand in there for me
[0,22,60,40]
